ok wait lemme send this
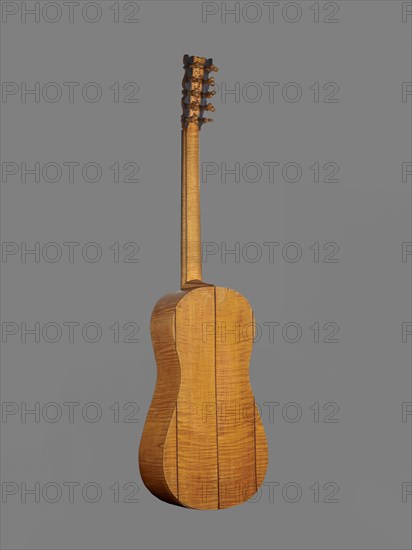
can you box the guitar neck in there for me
[180,55,218,290]
[181,124,202,289]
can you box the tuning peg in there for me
[205,58,219,72]
[202,90,216,98]
[200,117,213,124]
[204,77,215,86]
[204,103,215,112]
[205,64,219,73]
[183,114,198,124]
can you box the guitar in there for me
[139,55,268,510]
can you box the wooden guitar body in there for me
[139,285,268,509]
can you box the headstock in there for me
[181,55,218,129]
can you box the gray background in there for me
[0,1,411,548]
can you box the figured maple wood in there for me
[138,292,183,506]
[214,287,258,507]
[175,288,218,509]
[181,125,203,289]
[139,286,268,509]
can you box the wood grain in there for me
[181,125,202,289]
[214,287,257,508]
[138,292,183,506]
[175,288,218,509]
[139,287,268,509]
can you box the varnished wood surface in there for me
[139,286,268,509]
[181,125,203,289]
[138,292,184,506]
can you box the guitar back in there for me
[139,286,268,509]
